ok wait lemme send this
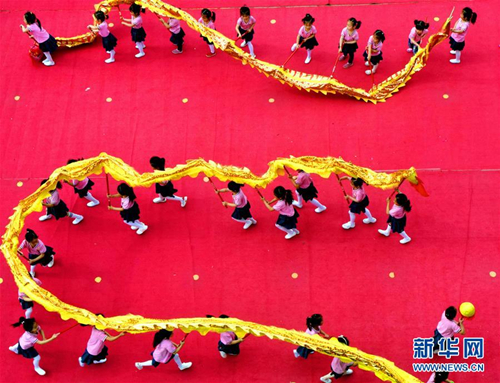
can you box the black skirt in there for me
[155,181,178,197]
[201,35,213,44]
[120,203,140,223]
[449,37,465,51]
[48,200,69,219]
[17,344,39,359]
[170,28,185,46]
[19,299,34,310]
[232,202,252,220]
[238,26,254,42]
[387,215,407,233]
[29,246,55,266]
[363,51,383,65]
[349,196,369,214]
[299,35,319,50]
[38,35,58,53]
[131,27,146,42]
[218,340,240,355]
[297,182,318,202]
[74,179,95,198]
[102,34,118,51]
[341,42,358,54]
[81,345,108,365]
[296,346,313,359]
[276,209,299,230]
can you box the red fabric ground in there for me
[1,1,499,383]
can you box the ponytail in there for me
[306,316,313,330]
[284,189,293,205]
[338,335,350,346]
[25,229,38,242]
[395,193,412,212]
[374,29,385,42]
[348,17,361,29]
[462,7,477,24]
[12,317,35,332]
[302,13,315,24]
[273,186,294,205]
[201,8,216,22]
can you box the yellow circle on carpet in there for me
[106,97,112,102]
[109,23,114,27]
[434,17,440,22]
[182,98,188,103]
[270,19,276,24]
[443,94,449,99]
[291,273,298,279]
[193,274,199,281]
[490,271,497,277]
[95,277,102,283]
[0,278,3,284]
[389,272,395,278]
[269,98,275,103]
[14,96,20,101]
[17,181,23,187]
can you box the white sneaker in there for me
[250,218,257,224]
[407,48,413,52]
[292,201,303,208]
[345,369,354,375]
[243,221,253,230]
[450,50,456,54]
[220,351,227,358]
[39,215,52,222]
[315,206,326,213]
[320,378,332,383]
[365,69,374,75]
[153,197,166,204]
[291,44,297,52]
[400,237,412,244]
[305,56,312,64]
[131,226,138,230]
[43,61,55,67]
[87,201,100,207]
[105,58,115,64]
[378,229,390,237]
[47,257,55,268]
[342,222,355,230]
[363,217,377,224]
[93,358,107,364]
[293,349,299,358]
[339,55,346,61]
[181,196,187,208]
[34,367,46,376]
[450,59,460,64]
[79,357,85,367]
[135,44,146,49]
[293,229,300,234]
[135,362,143,370]
[72,216,84,225]
[365,61,370,67]
[135,52,145,58]
[240,41,247,48]
[9,345,18,353]
[179,362,192,371]
[285,232,297,240]
[137,226,148,235]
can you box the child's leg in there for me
[378,224,391,236]
[364,208,374,219]
[305,49,312,63]
[84,192,99,206]
[123,220,139,229]
[275,224,293,235]
[310,199,327,213]
[342,211,356,229]
[173,354,192,370]
[348,52,354,64]
[9,344,19,353]
[399,231,411,244]
[209,44,215,54]
[293,190,304,208]
[166,195,184,204]
[43,52,54,63]
[30,265,36,277]
[247,42,255,56]
[33,355,46,375]
[68,212,84,224]
[372,63,379,73]
[320,372,334,383]
[362,208,377,224]
[135,360,153,369]
[39,209,53,221]
[25,306,33,318]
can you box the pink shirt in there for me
[389,204,405,219]
[409,27,428,43]
[86,328,107,355]
[296,172,312,189]
[152,339,176,363]
[97,21,110,38]
[451,18,470,43]
[352,186,366,202]
[237,16,256,31]
[331,357,353,374]
[19,330,39,350]
[168,18,181,34]
[436,311,461,337]
[18,278,42,299]
[220,331,236,345]
[121,197,135,210]
[19,239,47,255]
[305,326,321,335]
[198,18,215,30]
[427,373,437,383]
[367,36,383,55]
[27,23,50,44]
[341,27,359,42]
[273,200,295,217]
[299,25,317,39]
[131,15,143,29]
[71,178,89,190]
[232,190,248,208]
[44,189,61,206]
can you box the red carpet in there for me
[1,1,499,382]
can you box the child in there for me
[338,17,361,69]
[407,20,429,54]
[149,156,187,206]
[432,306,465,353]
[339,177,376,229]
[428,371,454,383]
[20,12,58,66]
[199,8,216,58]
[289,169,327,213]
[378,193,412,244]
[449,7,477,64]
[9,317,59,376]
[158,16,185,54]
[293,314,330,359]
[291,14,318,64]
[64,159,100,207]
[216,181,257,229]
[235,6,256,58]
[87,11,118,63]
[121,3,146,58]
[39,180,84,225]
[262,186,300,239]
[79,316,125,367]
[320,336,357,382]
[363,30,385,75]
[207,315,246,358]
[18,277,42,318]
[108,183,148,234]
[17,229,55,278]
[135,329,192,370]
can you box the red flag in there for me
[410,176,430,197]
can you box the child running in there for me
[17,229,55,278]
[289,169,327,213]
[339,177,376,229]
[293,314,330,359]
[320,336,358,382]
[291,14,318,64]
[64,159,100,207]
[108,183,148,234]
[39,180,84,224]
[338,17,361,69]
[20,12,58,66]
[87,11,118,63]
[262,186,300,239]
[149,156,187,206]
[378,193,412,244]
[235,6,256,57]
[207,315,246,358]
[18,277,42,318]
[217,181,257,229]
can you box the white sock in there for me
[138,360,153,367]
[173,354,183,368]
[166,195,183,203]
[25,307,33,318]
[30,265,36,274]
[84,193,99,204]
[310,199,325,209]
[130,220,147,230]
[400,231,411,240]
[33,355,42,369]
[68,212,83,220]
[455,51,461,61]
[275,224,293,235]
[247,42,254,55]
[307,49,312,59]
[209,44,215,54]
[348,211,356,224]
[43,52,53,62]
[384,224,391,233]
[10,344,19,353]
[138,42,144,54]
[232,218,246,223]
[110,50,115,59]
[295,191,303,206]
[364,208,374,220]
[123,220,138,228]
[372,64,379,72]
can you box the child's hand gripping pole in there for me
[388,178,406,199]
[203,177,227,208]
[281,41,305,68]
[235,30,249,43]
[335,174,351,206]
[255,186,266,202]
[17,250,29,261]
[105,173,111,207]
[283,166,298,189]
